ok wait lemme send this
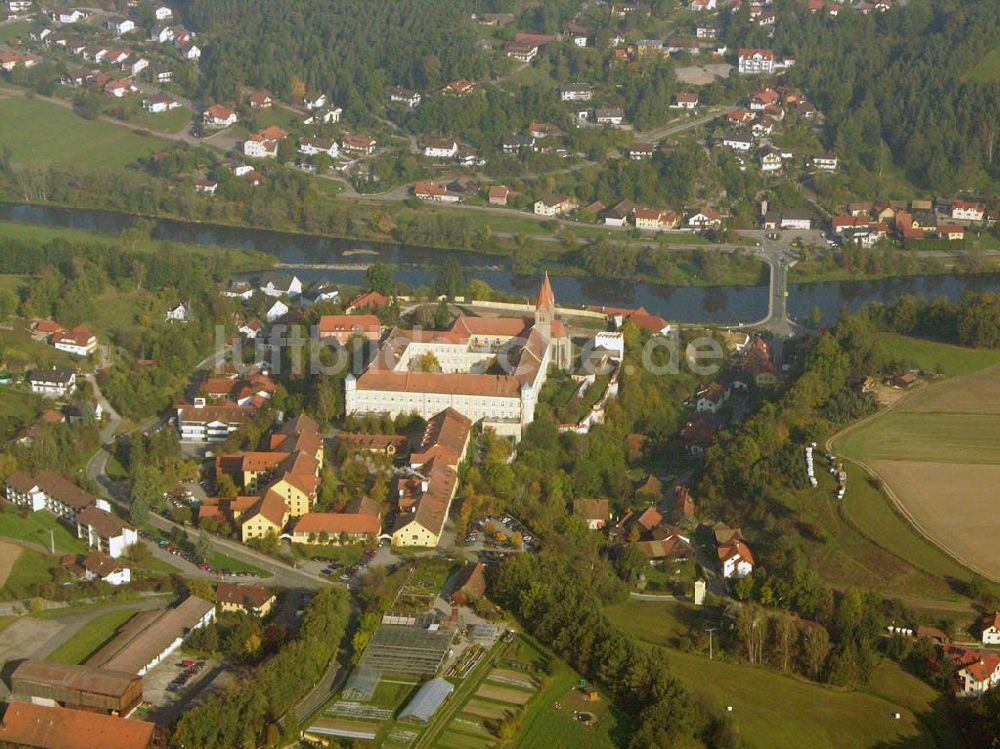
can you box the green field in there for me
[125,105,193,135]
[612,600,947,748]
[0,21,30,43]
[837,412,1000,464]
[0,547,55,599]
[605,599,701,647]
[0,328,79,371]
[877,333,1000,377]
[964,47,1000,83]
[665,649,941,749]
[46,608,139,664]
[0,386,41,423]
[0,506,89,555]
[0,97,169,173]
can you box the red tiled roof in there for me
[0,702,154,749]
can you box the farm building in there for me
[358,615,455,676]
[0,702,156,749]
[86,596,215,675]
[10,661,143,716]
[398,678,455,723]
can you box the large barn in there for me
[10,661,142,716]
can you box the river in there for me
[5,202,1000,326]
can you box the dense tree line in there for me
[492,551,745,748]
[865,292,1000,350]
[724,0,1000,193]
[170,586,349,748]
[179,0,489,105]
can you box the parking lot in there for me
[141,654,236,722]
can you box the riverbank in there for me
[0,199,764,289]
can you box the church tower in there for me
[534,272,555,337]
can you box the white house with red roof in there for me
[53,325,97,356]
[738,48,775,75]
[981,612,1000,646]
[244,126,289,158]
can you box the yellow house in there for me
[240,490,288,542]
[268,473,316,517]
[216,582,276,617]
[392,517,441,547]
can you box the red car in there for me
[180,660,196,667]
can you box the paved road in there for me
[737,229,819,338]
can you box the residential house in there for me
[104,78,137,98]
[738,48,775,74]
[165,302,191,322]
[265,299,288,322]
[694,382,727,413]
[951,200,986,222]
[718,537,754,579]
[573,498,610,530]
[176,399,256,442]
[300,279,339,308]
[341,133,376,155]
[240,489,289,542]
[6,471,98,519]
[28,368,76,398]
[216,582,276,617]
[244,126,288,159]
[413,180,460,203]
[422,137,459,159]
[979,612,1000,646]
[51,8,87,23]
[634,208,678,231]
[595,107,625,126]
[154,5,173,20]
[203,104,237,127]
[106,16,134,35]
[503,41,538,62]
[487,185,509,206]
[559,83,593,101]
[260,272,303,298]
[298,137,339,159]
[687,208,722,229]
[534,194,578,216]
[671,91,699,109]
[53,325,96,356]
[82,551,131,585]
[388,86,421,110]
[942,645,1000,697]
[317,314,381,344]
[602,200,634,227]
[811,153,838,171]
[76,505,138,558]
[442,79,476,96]
[142,94,179,113]
[303,92,327,110]
[248,92,272,109]
[626,143,655,160]
[760,146,783,173]
[194,179,218,195]
[671,484,696,524]
[721,132,752,151]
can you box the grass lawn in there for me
[206,549,269,576]
[0,505,89,555]
[837,412,1000,464]
[0,328,78,371]
[46,608,139,664]
[605,599,702,648]
[124,105,193,135]
[0,386,41,424]
[663,649,940,749]
[963,47,1000,83]
[292,543,364,566]
[0,97,168,173]
[877,333,1000,378]
[0,547,55,599]
[0,21,30,43]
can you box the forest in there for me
[726,0,1000,193]
[177,0,489,105]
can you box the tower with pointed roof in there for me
[534,272,555,337]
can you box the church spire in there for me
[535,272,555,314]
